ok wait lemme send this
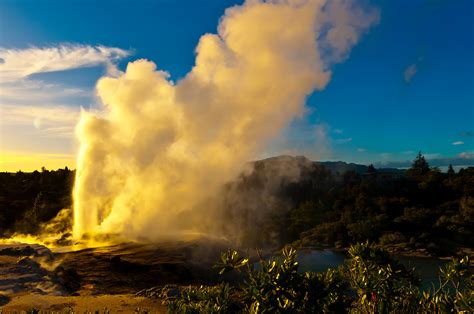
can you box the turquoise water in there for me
[296,250,447,290]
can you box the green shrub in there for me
[299,221,347,247]
[344,242,420,312]
[166,243,473,313]
[419,255,473,312]
[379,232,406,245]
[167,283,235,313]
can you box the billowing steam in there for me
[73,0,379,240]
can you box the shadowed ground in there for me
[0,239,233,311]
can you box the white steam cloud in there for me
[73,0,379,240]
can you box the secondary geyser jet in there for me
[73,0,379,240]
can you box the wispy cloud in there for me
[0,80,90,105]
[403,55,424,84]
[452,141,464,145]
[357,148,366,152]
[335,137,352,144]
[0,44,130,82]
[424,153,441,159]
[403,64,417,83]
[0,43,130,153]
[333,128,343,134]
[0,103,80,138]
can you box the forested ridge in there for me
[0,167,74,236]
[222,152,473,257]
[0,153,473,257]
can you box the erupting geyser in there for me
[73,0,379,240]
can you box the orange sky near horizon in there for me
[0,152,75,172]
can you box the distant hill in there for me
[256,155,404,175]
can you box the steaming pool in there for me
[296,249,447,290]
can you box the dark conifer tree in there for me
[447,164,455,177]
[409,151,430,176]
[367,164,376,174]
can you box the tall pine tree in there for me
[408,151,430,176]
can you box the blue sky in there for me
[0,0,473,170]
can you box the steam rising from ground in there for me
[73,0,379,240]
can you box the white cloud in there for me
[0,103,80,138]
[452,141,464,145]
[0,44,130,82]
[459,152,474,159]
[404,64,417,83]
[333,128,343,134]
[357,148,366,152]
[424,153,441,159]
[335,137,352,144]
[0,79,90,105]
[0,44,130,153]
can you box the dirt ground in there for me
[0,240,232,312]
[1,294,166,313]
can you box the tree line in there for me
[222,152,473,257]
[0,167,74,236]
[0,152,473,258]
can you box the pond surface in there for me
[297,249,447,290]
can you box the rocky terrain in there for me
[0,239,232,311]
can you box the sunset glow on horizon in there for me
[0,152,75,172]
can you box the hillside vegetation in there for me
[1,153,473,257]
[221,153,473,257]
[0,167,73,236]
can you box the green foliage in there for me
[214,250,249,275]
[168,283,234,314]
[283,157,474,255]
[298,221,347,247]
[344,242,420,312]
[419,255,473,312]
[347,217,383,242]
[167,244,473,313]
[243,246,303,312]
[244,246,345,313]
[379,232,406,245]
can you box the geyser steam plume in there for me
[73,0,379,240]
